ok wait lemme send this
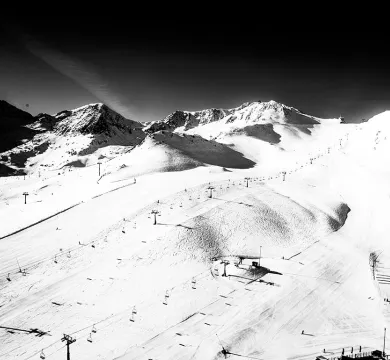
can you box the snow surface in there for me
[0,105,390,360]
[0,103,145,174]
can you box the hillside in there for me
[97,131,256,182]
[1,100,345,178]
[0,103,145,174]
[145,100,328,135]
[1,101,389,360]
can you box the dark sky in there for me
[1,7,389,123]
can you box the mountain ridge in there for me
[144,100,326,135]
[0,102,145,174]
[0,99,367,176]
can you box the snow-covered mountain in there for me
[144,107,232,133]
[2,96,390,360]
[50,103,143,136]
[0,102,145,174]
[145,100,323,134]
[0,100,346,178]
[143,100,345,174]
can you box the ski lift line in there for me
[0,237,92,276]
[27,342,67,360]
[0,242,84,280]
[63,269,210,341]
[0,338,52,359]
[0,245,72,275]
[0,220,119,279]
[3,239,208,318]
[68,315,115,337]
[131,287,238,351]
[20,315,123,360]
[3,169,333,352]
[27,298,147,359]
[21,340,66,360]
[25,312,151,360]
[0,179,169,277]
[130,294,232,353]
[1,176,262,280]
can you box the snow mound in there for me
[100,132,256,181]
[155,189,350,263]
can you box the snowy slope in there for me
[1,103,390,360]
[0,103,145,174]
[184,101,346,175]
[96,131,256,183]
[145,100,330,135]
[144,100,347,175]
[0,100,347,179]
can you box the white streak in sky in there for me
[22,34,133,118]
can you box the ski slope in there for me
[1,112,390,360]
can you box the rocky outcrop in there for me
[53,103,142,136]
[145,100,322,135]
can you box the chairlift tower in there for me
[384,327,387,357]
[244,177,250,188]
[23,192,29,204]
[97,162,102,176]
[207,186,215,199]
[61,334,76,360]
[151,209,160,225]
[222,260,229,277]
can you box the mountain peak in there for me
[67,102,105,114]
[144,100,315,135]
[53,103,140,136]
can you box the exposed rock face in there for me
[145,111,188,133]
[144,100,322,135]
[53,103,142,136]
[192,108,231,128]
[34,113,59,130]
[0,99,339,176]
[0,103,146,174]
[54,110,73,121]
[144,108,233,133]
